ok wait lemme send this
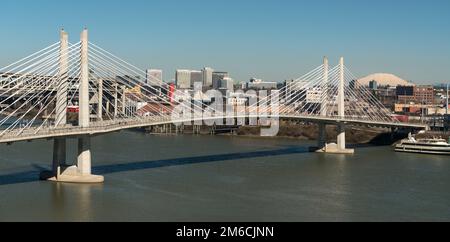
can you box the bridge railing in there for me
[0,112,427,144]
[0,116,172,141]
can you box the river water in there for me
[0,130,449,222]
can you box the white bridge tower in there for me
[41,29,104,183]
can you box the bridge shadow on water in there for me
[0,146,310,186]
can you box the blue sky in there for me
[0,0,449,84]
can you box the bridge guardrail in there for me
[0,113,427,144]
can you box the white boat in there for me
[395,134,450,155]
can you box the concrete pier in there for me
[317,123,327,149]
[77,136,91,175]
[337,122,346,150]
[42,135,103,183]
[52,138,66,173]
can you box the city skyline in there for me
[0,0,449,84]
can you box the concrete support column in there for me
[52,138,66,174]
[318,123,327,149]
[79,29,90,128]
[56,30,69,127]
[97,78,103,121]
[77,136,92,175]
[337,123,346,151]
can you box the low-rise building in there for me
[373,86,397,109]
[397,85,434,105]
[246,78,278,90]
[394,103,446,115]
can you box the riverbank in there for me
[415,131,450,140]
[233,122,405,145]
[143,120,409,145]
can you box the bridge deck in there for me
[0,115,428,144]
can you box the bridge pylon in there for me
[316,57,354,154]
[317,57,328,150]
[41,29,104,183]
[52,30,69,174]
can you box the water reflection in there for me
[51,183,103,221]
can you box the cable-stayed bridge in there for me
[0,29,427,183]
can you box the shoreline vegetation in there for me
[227,125,413,146]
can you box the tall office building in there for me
[220,77,235,91]
[146,69,163,86]
[202,67,214,87]
[190,70,203,86]
[369,80,378,90]
[176,70,192,89]
[212,71,229,89]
